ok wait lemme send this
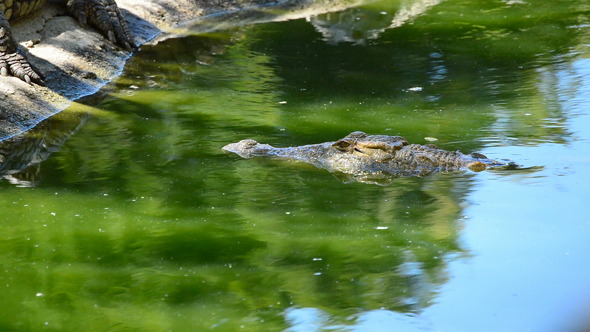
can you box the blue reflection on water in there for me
[421,56,590,332]
[285,307,432,332]
[277,30,590,332]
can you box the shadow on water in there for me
[0,0,586,330]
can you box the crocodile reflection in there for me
[309,0,443,44]
[0,112,87,187]
[223,131,509,183]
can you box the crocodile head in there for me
[222,139,275,158]
[331,131,408,161]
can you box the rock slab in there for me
[0,0,367,140]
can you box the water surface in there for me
[1,0,589,331]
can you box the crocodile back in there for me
[0,0,46,20]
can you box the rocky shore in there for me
[0,0,365,140]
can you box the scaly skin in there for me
[0,0,134,85]
[223,131,509,181]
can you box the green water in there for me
[1,0,590,330]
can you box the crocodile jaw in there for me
[222,140,275,158]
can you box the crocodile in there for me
[223,131,509,182]
[0,0,134,84]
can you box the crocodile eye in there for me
[346,131,367,139]
[470,152,488,159]
[240,139,258,148]
[333,139,353,151]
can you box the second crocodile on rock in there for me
[223,131,510,183]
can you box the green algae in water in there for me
[1,0,590,330]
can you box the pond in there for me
[1,0,589,330]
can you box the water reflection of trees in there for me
[0,138,469,330]
[227,172,467,316]
[0,97,470,330]
[250,0,589,144]
[0,0,587,329]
